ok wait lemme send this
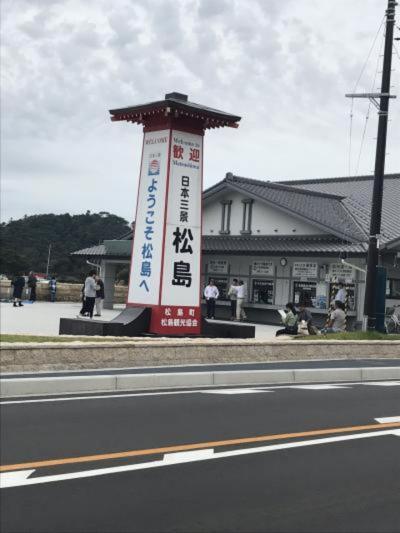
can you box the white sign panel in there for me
[161,130,203,307]
[328,263,355,281]
[292,262,318,278]
[251,261,274,276]
[127,130,170,305]
[208,260,228,274]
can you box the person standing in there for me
[79,270,97,318]
[49,276,57,302]
[227,278,238,320]
[333,282,346,304]
[94,275,105,317]
[236,280,247,321]
[11,273,25,307]
[28,271,37,302]
[204,279,219,319]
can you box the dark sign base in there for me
[59,309,255,339]
[201,318,255,338]
[59,307,151,337]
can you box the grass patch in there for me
[0,334,133,343]
[298,331,400,341]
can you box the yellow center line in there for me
[1,421,399,473]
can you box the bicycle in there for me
[385,304,400,334]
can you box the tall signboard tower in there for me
[109,92,241,335]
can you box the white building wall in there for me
[202,254,367,322]
[203,191,325,236]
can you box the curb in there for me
[1,366,400,397]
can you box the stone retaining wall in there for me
[0,281,128,303]
[1,339,399,373]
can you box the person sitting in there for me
[321,300,346,334]
[276,302,298,336]
[297,302,317,335]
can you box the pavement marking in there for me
[362,381,400,387]
[0,469,35,489]
[1,429,399,489]
[287,385,350,390]
[375,416,400,423]
[200,388,272,395]
[1,420,400,474]
[163,449,214,463]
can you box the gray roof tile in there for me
[219,175,366,242]
[281,173,400,243]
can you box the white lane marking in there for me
[1,429,398,489]
[163,449,214,463]
[200,389,272,395]
[375,416,400,423]
[362,381,400,387]
[288,385,350,390]
[0,469,35,489]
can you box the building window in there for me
[241,199,253,234]
[252,279,274,304]
[293,281,317,308]
[219,201,232,234]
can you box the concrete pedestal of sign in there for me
[59,307,151,337]
[201,318,255,338]
[59,310,255,338]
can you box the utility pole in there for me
[346,0,397,330]
[46,243,52,278]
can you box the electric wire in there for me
[347,15,385,177]
[355,31,386,175]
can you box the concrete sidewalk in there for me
[0,301,280,339]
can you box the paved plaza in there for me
[0,301,280,339]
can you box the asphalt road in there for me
[2,358,399,379]
[1,381,400,532]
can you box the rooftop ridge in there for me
[227,174,346,200]
[277,172,400,186]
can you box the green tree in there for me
[0,212,130,281]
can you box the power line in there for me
[347,15,385,176]
[355,31,386,175]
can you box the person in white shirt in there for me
[204,279,219,319]
[78,270,97,319]
[236,280,247,321]
[335,283,347,304]
[227,278,238,320]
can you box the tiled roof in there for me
[203,235,367,255]
[279,173,400,244]
[206,174,366,242]
[109,92,241,129]
[73,235,367,258]
[73,244,106,257]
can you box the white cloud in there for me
[1,0,399,221]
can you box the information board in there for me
[251,261,274,276]
[292,262,318,279]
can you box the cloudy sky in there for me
[2,0,399,223]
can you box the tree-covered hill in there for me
[0,212,130,281]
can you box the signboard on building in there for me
[328,263,355,281]
[208,260,229,274]
[292,262,318,279]
[251,261,274,276]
